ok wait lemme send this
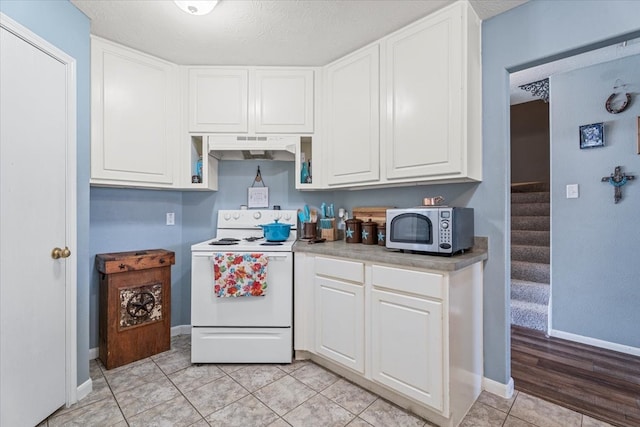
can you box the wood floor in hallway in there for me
[511,325,640,427]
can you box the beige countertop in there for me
[293,237,488,272]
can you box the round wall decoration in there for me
[605,92,631,114]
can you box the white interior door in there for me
[0,15,77,427]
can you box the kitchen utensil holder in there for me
[320,218,337,241]
[302,222,317,239]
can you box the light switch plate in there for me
[166,212,175,225]
[566,184,579,199]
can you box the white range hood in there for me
[208,135,297,161]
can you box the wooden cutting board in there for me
[352,206,394,225]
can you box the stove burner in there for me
[244,236,263,242]
[261,242,283,246]
[208,241,239,246]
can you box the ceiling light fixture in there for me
[173,1,218,16]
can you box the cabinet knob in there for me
[159,258,165,264]
[119,263,126,270]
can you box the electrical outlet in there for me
[566,184,579,199]
[166,212,175,225]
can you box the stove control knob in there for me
[223,213,231,221]
[232,212,240,220]
[283,213,292,220]
[274,212,282,220]
[253,212,262,220]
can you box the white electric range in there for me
[190,209,297,363]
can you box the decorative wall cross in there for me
[601,166,635,203]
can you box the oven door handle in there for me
[265,255,289,260]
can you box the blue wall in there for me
[0,1,91,385]
[480,0,640,383]
[550,54,640,346]
[89,188,185,346]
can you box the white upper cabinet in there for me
[255,69,314,133]
[319,1,482,188]
[188,68,249,133]
[383,1,481,182]
[91,37,179,188]
[324,45,380,186]
[188,67,314,134]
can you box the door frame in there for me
[1,13,78,405]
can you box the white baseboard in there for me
[89,347,99,360]
[171,324,192,336]
[549,329,640,357]
[76,378,92,401]
[482,376,514,399]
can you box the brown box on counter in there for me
[352,206,393,226]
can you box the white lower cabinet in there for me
[294,252,483,427]
[315,276,365,373]
[314,256,365,373]
[370,288,444,411]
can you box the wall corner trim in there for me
[482,376,514,399]
[549,329,640,357]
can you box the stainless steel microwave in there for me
[386,207,474,255]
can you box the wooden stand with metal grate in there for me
[95,249,175,370]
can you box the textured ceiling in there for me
[70,0,528,66]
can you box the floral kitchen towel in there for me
[213,253,268,297]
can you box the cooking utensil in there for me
[298,210,306,224]
[320,203,326,219]
[258,219,291,242]
[304,205,310,222]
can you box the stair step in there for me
[511,244,550,264]
[511,191,550,204]
[511,216,550,231]
[511,260,550,283]
[511,182,550,193]
[512,202,550,216]
[511,279,550,305]
[511,299,548,332]
[511,230,550,246]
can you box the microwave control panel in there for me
[439,220,452,250]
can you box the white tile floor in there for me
[39,335,614,426]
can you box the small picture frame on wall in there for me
[579,122,605,149]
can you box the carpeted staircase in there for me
[511,184,550,332]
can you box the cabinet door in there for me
[189,68,248,132]
[325,45,380,186]
[255,69,314,133]
[384,5,463,180]
[91,38,178,186]
[315,276,365,373]
[371,288,444,411]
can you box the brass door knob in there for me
[51,247,71,259]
